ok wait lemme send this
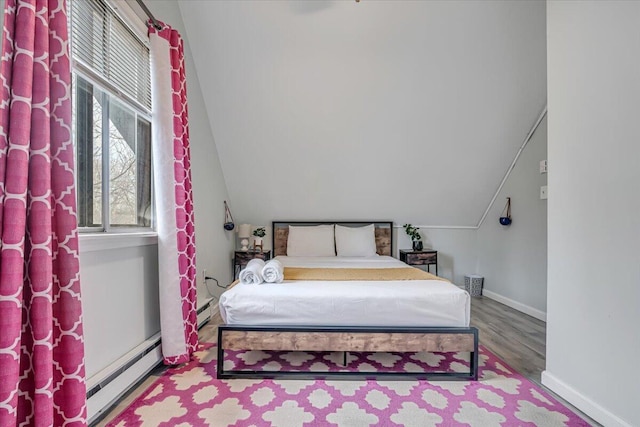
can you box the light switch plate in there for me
[540,185,548,200]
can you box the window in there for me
[70,0,152,231]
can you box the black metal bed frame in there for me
[220,221,478,381]
[217,325,479,381]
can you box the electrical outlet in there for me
[202,269,207,285]
[539,160,548,174]
[540,185,548,200]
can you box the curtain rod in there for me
[134,0,162,30]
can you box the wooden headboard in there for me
[272,221,393,257]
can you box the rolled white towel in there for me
[261,259,284,283]
[239,258,266,285]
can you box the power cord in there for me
[203,276,228,322]
[203,275,229,299]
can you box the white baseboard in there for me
[88,299,215,424]
[481,289,547,322]
[197,298,215,328]
[542,370,632,427]
[87,334,162,424]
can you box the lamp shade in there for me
[238,224,251,239]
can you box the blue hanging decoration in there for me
[223,201,235,231]
[499,197,512,226]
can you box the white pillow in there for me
[335,224,378,257]
[286,225,336,256]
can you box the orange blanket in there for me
[283,267,447,282]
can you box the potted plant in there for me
[403,223,423,251]
[253,227,266,250]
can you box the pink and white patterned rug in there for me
[107,343,589,426]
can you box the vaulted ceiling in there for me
[177,0,546,226]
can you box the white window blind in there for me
[70,0,151,111]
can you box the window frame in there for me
[70,0,155,234]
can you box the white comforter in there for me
[219,256,470,327]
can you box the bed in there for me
[217,221,478,380]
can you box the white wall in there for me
[178,0,547,227]
[174,0,547,292]
[476,118,547,319]
[545,2,640,426]
[81,244,159,378]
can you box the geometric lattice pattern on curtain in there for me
[149,20,197,366]
[0,0,86,425]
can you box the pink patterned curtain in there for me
[149,22,197,365]
[0,0,86,426]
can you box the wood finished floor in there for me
[470,296,546,384]
[94,297,598,426]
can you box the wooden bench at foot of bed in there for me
[217,325,479,381]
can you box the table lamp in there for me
[238,224,251,251]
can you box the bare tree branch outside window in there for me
[74,75,152,229]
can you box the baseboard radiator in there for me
[87,300,214,425]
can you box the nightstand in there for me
[399,249,438,276]
[233,250,271,279]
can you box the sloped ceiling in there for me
[177,0,546,226]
